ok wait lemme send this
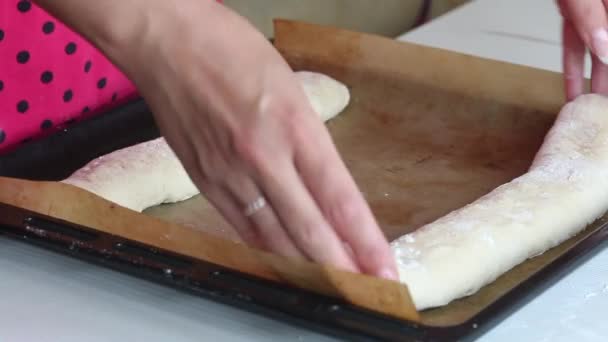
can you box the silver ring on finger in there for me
[244,196,267,217]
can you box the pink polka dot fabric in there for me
[1,0,224,154]
[0,0,140,153]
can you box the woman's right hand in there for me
[37,0,399,280]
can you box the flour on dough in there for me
[62,71,350,212]
[392,94,608,310]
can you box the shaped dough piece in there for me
[63,138,195,213]
[62,71,350,212]
[295,71,350,122]
[392,94,608,310]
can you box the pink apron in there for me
[0,0,222,154]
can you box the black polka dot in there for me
[40,71,53,84]
[17,1,31,13]
[63,89,73,102]
[42,21,55,34]
[16,50,30,64]
[0,80,3,91]
[21,137,32,144]
[111,92,118,101]
[65,42,77,55]
[97,78,107,89]
[84,60,92,73]
[82,106,90,114]
[66,118,77,125]
[40,119,53,130]
[0,29,4,42]
[0,130,5,144]
[16,100,29,113]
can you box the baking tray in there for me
[1,20,608,341]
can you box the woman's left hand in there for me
[557,0,608,100]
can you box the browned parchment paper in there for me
[273,19,595,327]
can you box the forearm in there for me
[33,0,237,76]
[34,0,144,57]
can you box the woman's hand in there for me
[36,0,398,280]
[557,0,608,100]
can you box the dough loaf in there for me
[392,94,608,310]
[62,71,350,212]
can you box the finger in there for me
[563,19,587,100]
[592,0,608,94]
[202,184,264,248]
[222,173,305,259]
[254,157,359,273]
[170,137,260,246]
[592,53,608,95]
[558,0,608,62]
[294,122,398,280]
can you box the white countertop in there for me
[2,0,607,341]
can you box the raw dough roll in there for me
[392,94,608,310]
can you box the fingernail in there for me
[379,268,398,281]
[592,29,608,64]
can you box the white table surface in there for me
[2,0,607,341]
